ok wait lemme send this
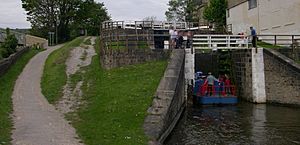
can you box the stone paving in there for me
[11,45,83,145]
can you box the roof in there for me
[228,0,247,9]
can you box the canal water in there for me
[165,102,300,145]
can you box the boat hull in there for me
[196,95,238,105]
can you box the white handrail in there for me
[193,34,249,49]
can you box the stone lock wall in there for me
[277,48,300,62]
[100,48,170,69]
[143,49,186,144]
[232,49,253,101]
[264,49,300,105]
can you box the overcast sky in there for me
[0,0,169,29]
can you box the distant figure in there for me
[186,31,193,48]
[238,32,246,47]
[169,28,177,49]
[206,72,218,96]
[218,75,225,96]
[224,74,231,95]
[176,31,184,49]
[250,26,257,48]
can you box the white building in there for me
[227,0,300,35]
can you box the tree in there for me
[57,0,81,42]
[203,0,227,31]
[185,0,202,22]
[22,0,109,42]
[0,28,18,59]
[165,0,187,21]
[143,16,157,22]
[22,0,59,39]
[73,0,110,36]
[165,0,202,22]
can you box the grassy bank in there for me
[41,37,84,104]
[41,37,167,144]
[73,38,167,145]
[0,48,42,144]
[257,41,283,49]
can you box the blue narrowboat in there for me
[193,74,238,105]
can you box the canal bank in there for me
[165,102,300,145]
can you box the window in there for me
[248,0,257,9]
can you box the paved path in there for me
[11,45,83,145]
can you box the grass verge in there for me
[71,37,167,145]
[257,41,283,49]
[41,37,84,104]
[107,41,149,50]
[0,48,42,144]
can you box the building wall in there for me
[227,0,300,35]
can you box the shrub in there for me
[0,28,18,59]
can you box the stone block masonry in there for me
[0,46,29,76]
[232,48,300,105]
[144,49,185,145]
[100,48,170,69]
[232,49,253,101]
[264,48,300,105]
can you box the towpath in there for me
[11,45,82,145]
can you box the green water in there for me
[165,102,300,145]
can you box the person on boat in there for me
[224,74,231,95]
[219,75,226,96]
[206,72,218,96]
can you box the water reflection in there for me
[165,102,300,145]
[251,105,266,145]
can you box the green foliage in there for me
[73,0,110,36]
[41,37,84,104]
[107,41,149,50]
[185,0,202,22]
[0,48,41,144]
[0,28,18,59]
[21,0,59,39]
[165,0,187,21]
[165,0,203,22]
[204,0,227,31]
[21,0,110,42]
[257,41,283,49]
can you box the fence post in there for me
[292,35,295,48]
[274,35,277,46]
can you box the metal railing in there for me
[101,21,211,31]
[193,34,249,49]
[257,35,300,47]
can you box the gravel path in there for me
[11,45,83,145]
[57,37,96,114]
